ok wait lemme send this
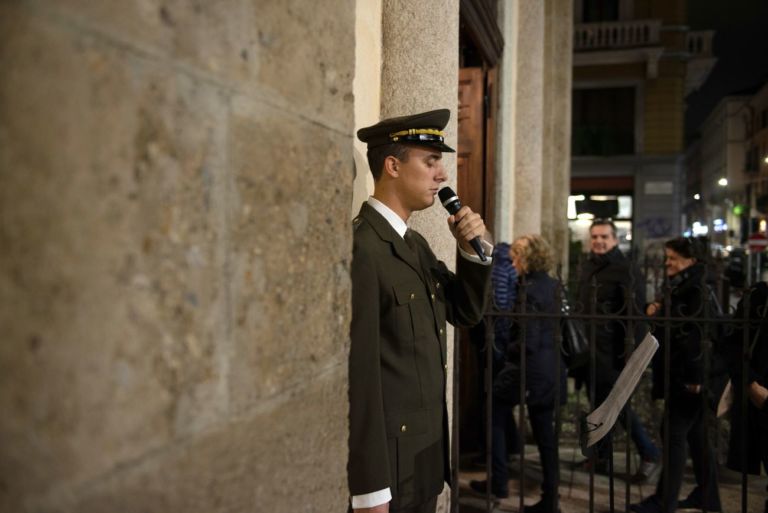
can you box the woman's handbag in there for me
[561,294,589,369]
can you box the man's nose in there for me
[436,163,447,182]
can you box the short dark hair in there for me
[366,143,410,181]
[589,218,617,238]
[665,237,699,260]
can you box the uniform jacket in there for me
[348,202,491,509]
[577,247,646,383]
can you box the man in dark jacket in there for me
[632,238,722,513]
[577,219,659,481]
[349,109,492,513]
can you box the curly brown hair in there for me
[510,234,554,274]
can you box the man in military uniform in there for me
[349,109,492,513]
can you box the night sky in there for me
[685,0,768,141]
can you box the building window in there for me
[582,0,620,23]
[572,87,635,156]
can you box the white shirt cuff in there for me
[458,239,494,266]
[351,488,392,509]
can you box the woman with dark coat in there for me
[470,234,567,513]
[631,237,722,513]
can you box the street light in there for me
[717,177,728,187]
[693,193,700,200]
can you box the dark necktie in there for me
[404,229,427,280]
[404,229,418,254]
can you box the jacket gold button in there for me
[401,424,407,433]
[430,293,435,301]
[435,283,440,289]
[444,364,448,371]
[439,328,444,335]
[410,293,415,300]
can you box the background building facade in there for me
[684,80,768,281]
[570,0,715,258]
[685,95,750,245]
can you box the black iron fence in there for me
[453,257,768,513]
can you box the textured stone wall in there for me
[0,2,354,512]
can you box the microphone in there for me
[437,187,487,262]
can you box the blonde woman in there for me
[471,234,566,513]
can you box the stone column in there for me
[513,0,546,238]
[380,1,460,265]
[495,0,519,243]
[542,0,573,271]
[379,1,459,510]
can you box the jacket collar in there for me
[589,246,624,266]
[367,196,407,238]
[357,203,423,277]
[670,261,706,293]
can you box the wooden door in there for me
[458,68,485,222]
[484,67,497,234]
[457,66,497,453]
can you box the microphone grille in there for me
[438,187,457,205]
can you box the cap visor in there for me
[426,141,456,153]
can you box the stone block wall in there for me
[0,1,354,512]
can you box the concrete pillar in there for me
[542,0,574,270]
[380,0,460,266]
[512,0,546,237]
[379,1,459,510]
[495,0,519,244]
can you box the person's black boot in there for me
[629,495,662,513]
[468,479,508,500]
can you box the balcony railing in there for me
[575,19,661,51]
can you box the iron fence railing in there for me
[453,259,767,513]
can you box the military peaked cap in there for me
[357,108,456,153]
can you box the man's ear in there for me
[383,155,399,178]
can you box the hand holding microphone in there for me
[437,187,487,261]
